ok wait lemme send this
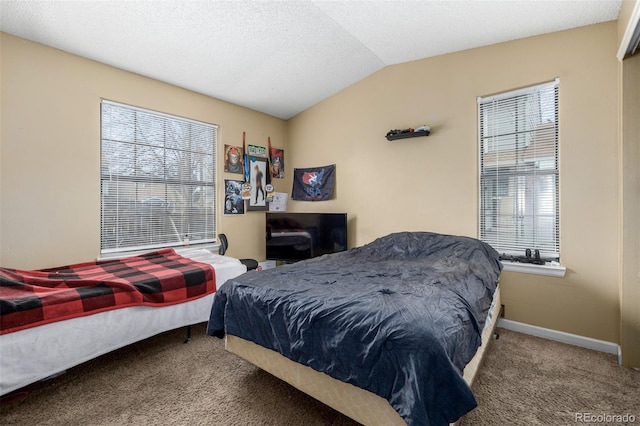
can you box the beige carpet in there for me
[461,329,639,425]
[1,324,638,425]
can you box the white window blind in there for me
[478,79,559,261]
[100,100,217,254]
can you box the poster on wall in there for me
[247,157,269,211]
[224,179,245,215]
[291,164,335,201]
[270,147,285,179]
[224,145,244,174]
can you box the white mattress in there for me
[0,249,246,396]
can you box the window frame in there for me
[100,100,218,255]
[478,79,564,276]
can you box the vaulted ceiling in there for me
[0,1,622,119]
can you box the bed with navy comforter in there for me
[208,231,502,425]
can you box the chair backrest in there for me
[218,233,258,270]
[218,233,229,256]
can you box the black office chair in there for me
[218,233,259,271]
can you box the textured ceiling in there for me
[0,0,622,119]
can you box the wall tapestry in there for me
[292,164,335,201]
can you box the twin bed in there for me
[209,231,503,426]
[0,247,247,397]
[2,231,502,426]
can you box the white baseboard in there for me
[497,318,620,355]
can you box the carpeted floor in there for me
[1,324,638,425]
[460,328,639,425]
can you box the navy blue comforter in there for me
[208,231,502,425]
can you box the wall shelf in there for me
[385,129,430,141]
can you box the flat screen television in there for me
[266,212,348,263]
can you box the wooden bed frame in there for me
[225,287,502,425]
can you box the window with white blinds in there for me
[478,79,559,261]
[100,100,217,254]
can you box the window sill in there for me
[98,243,218,261]
[501,260,566,277]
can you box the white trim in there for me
[477,78,559,103]
[617,0,640,61]
[497,319,619,355]
[97,243,220,261]
[501,260,566,277]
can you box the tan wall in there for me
[288,22,621,343]
[0,33,289,269]
[0,22,629,347]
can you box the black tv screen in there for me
[266,212,347,262]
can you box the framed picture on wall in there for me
[247,156,268,211]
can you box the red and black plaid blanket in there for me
[0,249,216,335]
